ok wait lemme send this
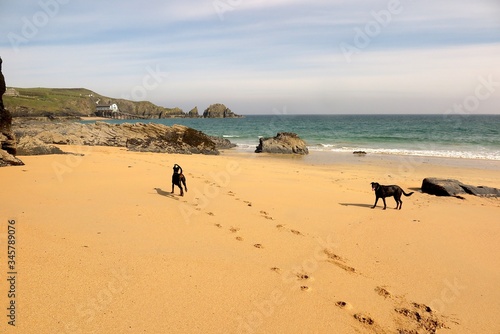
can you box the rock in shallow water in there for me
[255,132,308,155]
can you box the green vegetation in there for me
[3,87,185,118]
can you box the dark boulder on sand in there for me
[422,178,500,198]
[16,136,66,156]
[255,132,308,155]
[0,108,18,155]
[0,109,23,165]
[0,148,24,167]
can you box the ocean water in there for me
[87,114,500,161]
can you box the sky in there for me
[1,0,499,115]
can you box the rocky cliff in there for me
[0,58,24,167]
[4,87,241,120]
[4,87,186,119]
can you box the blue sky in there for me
[1,0,499,114]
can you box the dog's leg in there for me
[394,196,400,209]
[372,197,379,209]
[182,177,188,192]
[382,197,387,210]
[171,183,174,194]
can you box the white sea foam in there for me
[232,141,500,160]
[307,146,500,160]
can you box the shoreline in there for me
[70,114,500,162]
[224,148,500,171]
[14,116,500,162]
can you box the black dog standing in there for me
[171,164,188,196]
[371,182,414,210]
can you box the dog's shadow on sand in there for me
[154,188,179,200]
[339,203,373,209]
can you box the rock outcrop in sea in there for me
[255,132,308,155]
[422,178,500,198]
[14,121,232,155]
[187,106,199,118]
[203,103,241,118]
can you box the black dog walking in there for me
[371,182,414,210]
[171,164,188,196]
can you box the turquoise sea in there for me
[87,114,500,161]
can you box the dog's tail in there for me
[403,191,414,197]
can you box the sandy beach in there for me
[0,146,499,333]
[79,116,109,121]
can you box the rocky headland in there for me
[4,87,241,120]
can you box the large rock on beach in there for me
[16,136,66,156]
[421,178,500,198]
[126,124,219,155]
[14,121,223,155]
[0,109,23,166]
[0,148,24,167]
[1,108,17,156]
[203,103,241,118]
[255,132,308,155]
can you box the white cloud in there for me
[1,0,499,114]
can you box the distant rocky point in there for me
[203,103,242,118]
[187,106,199,118]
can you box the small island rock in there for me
[203,104,241,118]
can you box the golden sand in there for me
[0,146,499,333]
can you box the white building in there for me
[96,103,119,113]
